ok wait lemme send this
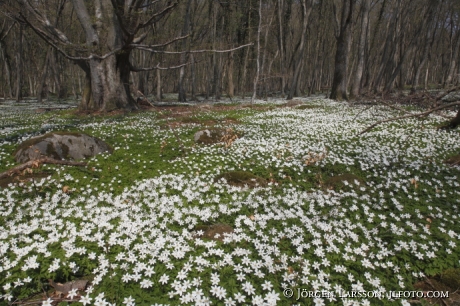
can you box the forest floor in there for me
[0,96,460,306]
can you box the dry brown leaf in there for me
[32,161,40,168]
[62,186,70,193]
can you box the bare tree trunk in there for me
[178,0,192,102]
[240,4,252,99]
[277,0,286,96]
[16,24,24,102]
[350,0,370,98]
[227,52,234,98]
[190,53,197,100]
[0,40,13,98]
[37,48,52,103]
[252,0,263,104]
[330,0,354,101]
[445,33,460,87]
[287,0,313,100]
[156,69,162,101]
[74,0,137,111]
[411,0,439,92]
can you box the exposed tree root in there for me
[0,158,87,180]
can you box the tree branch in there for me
[359,101,460,135]
[131,34,189,48]
[14,17,123,61]
[134,42,253,54]
[136,1,178,30]
[0,20,15,41]
[130,61,197,72]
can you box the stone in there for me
[14,132,112,163]
[194,128,225,144]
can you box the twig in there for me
[135,90,155,107]
[135,43,253,55]
[351,105,375,121]
[424,278,448,306]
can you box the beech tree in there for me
[3,0,182,111]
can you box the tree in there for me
[287,0,313,100]
[4,0,179,111]
[329,0,354,101]
[350,0,370,98]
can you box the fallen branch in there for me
[135,90,155,107]
[359,101,460,135]
[0,158,87,180]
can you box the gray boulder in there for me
[442,91,460,103]
[14,132,112,163]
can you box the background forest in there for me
[0,0,459,107]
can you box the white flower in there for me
[67,288,78,299]
[123,296,135,305]
[242,281,255,295]
[159,274,170,285]
[140,279,153,288]
[42,298,53,306]
[79,295,92,305]
[234,292,246,303]
[210,285,227,299]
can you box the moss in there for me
[214,171,266,188]
[60,142,70,159]
[325,173,365,190]
[440,268,460,290]
[445,154,460,166]
[193,224,234,242]
[46,142,60,160]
